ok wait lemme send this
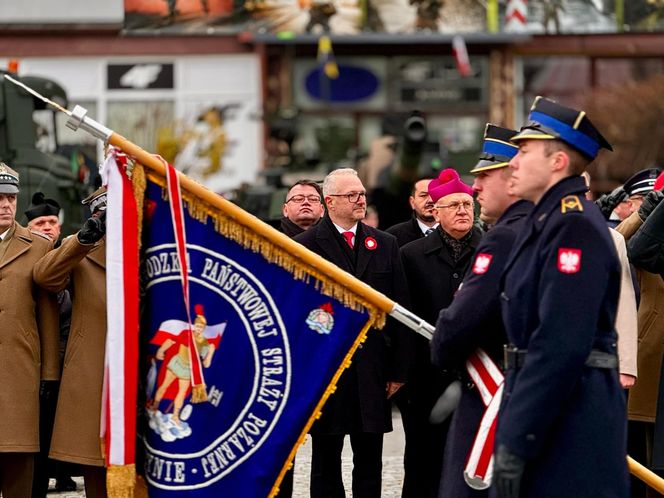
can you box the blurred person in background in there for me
[616,182,664,498]
[386,177,437,247]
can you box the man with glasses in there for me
[399,168,482,498]
[280,180,325,238]
[295,168,411,498]
[386,177,437,248]
[430,125,531,498]
[275,179,324,498]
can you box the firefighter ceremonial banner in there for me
[138,169,378,497]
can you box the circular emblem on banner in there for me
[143,243,290,491]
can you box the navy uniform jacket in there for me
[386,216,425,248]
[497,176,629,498]
[431,200,531,498]
[295,215,411,434]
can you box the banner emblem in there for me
[306,303,335,335]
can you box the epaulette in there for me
[561,195,584,214]
[30,230,52,241]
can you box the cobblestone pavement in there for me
[47,410,406,497]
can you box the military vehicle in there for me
[0,69,87,236]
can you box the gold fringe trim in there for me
[147,172,386,329]
[268,319,374,498]
[131,162,146,251]
[191,383,208,403]
[106,464,136,498]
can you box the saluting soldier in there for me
[33,187,108,498]
[430,125,531,498]
[493,97,629,498]
[0,163,59,498]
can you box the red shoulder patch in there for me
[473,253,493,275]
[557,248,582,274]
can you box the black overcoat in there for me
[386,216,425,248]
[295,215,411,434]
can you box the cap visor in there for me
[511,128,556,143]
[470,160,510,174]
[0,185,19,194]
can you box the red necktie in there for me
[342,231,354,249]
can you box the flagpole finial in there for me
[67,105,114,142]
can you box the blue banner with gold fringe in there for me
[140,178,373,497]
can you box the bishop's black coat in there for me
[295,215,411,434]
[399,226,482,498]
[496,176,629,498]
[431,200,531,498]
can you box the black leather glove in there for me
[77,211,106,245]
[494,444,526,498]
[39,380,60,404]
[638,190,664,221]
[595,186,627,220]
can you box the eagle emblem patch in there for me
[473,253,493,275]
[557,248,582,274]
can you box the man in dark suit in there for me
[386,177,437,247]
[295,168,410,498]
[399,168,482,498]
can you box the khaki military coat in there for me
[616,212,664,422]
[33,235,106,465]
[0,223,59,452]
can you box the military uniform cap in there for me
[25,192,61,221]
[470,124,519,174]
[623,167,661,197]
[0,162,20,194]
[82,186,108,213]
[511,96,612,160]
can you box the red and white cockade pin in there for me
[472,253,493,275]
[364,237,378,251]
[557,248,582,274]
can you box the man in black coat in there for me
[494,97,628,498]
[430,125,531,498]
[295,168,411,498]
[399,168,482,498]
[386,177,437,247]
[276,179,324,498]
[279,180,325,238]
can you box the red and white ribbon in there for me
[163,161,206,392]
[102,151,139,467]
[463,348,504,490]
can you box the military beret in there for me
[511,96,612,160]
[25,192,61,221]
[470,124,519,174]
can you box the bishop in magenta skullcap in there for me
[428,168,474,204]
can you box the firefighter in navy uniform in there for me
[430,125,531,498]
[493,97,629,498]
